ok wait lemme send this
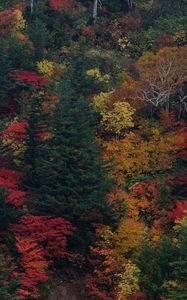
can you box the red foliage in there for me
[130,180,158,199]
[86,274,111,300]
[2,121,27,141]
[160,111,180,130]
[2,120,51,143]
[49,0,74,11]
[82,26,96,41]
[168,200,187,221]
[11,215,75,258]
[10,216,75,299]
[15,236,48,300]
[121,16,141,31]
[10,70,48,86]
[153,35,175,52]
[0,167,27,207]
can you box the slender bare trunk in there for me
[93,0,98,24]
[30,0,34,14]
[127,0,133,10]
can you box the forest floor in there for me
[48,277,86,300]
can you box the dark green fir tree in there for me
[33,68,113,249]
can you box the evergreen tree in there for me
[33,67,113,248]
[0,188,21,234]
[138,238,177,300]
[0,41,11,106]
[0,254,18,300]
[164,217,187,300]
[23,93,47,191]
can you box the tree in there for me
[15,236,48,300]
[49,0,74,11]
[0,41,12,105]
[136,46,187,110]
[0,188,22,233]
[32,68,113,249]
[138,239,177,300]
[163,214,187,300]
[0,168,27,208]
[117,261,141,300]
[0,252,18,300]
[11,215,75,259]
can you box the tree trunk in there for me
[30,0,34,13]
[127,0,133,10]
[93,0,98,24]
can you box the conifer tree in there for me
[23,93,47,192]
[0,188,21,233]
[0,41,11,106]
[164,217,187,300]
[33,66,113,248]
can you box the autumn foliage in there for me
[0,1,187,299]
[49,0,74,11]
[0,3,26,34]
[10,70,48,86]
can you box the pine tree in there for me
[33,66,113,248]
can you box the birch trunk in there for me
[30,0,34,13]
[93,0,98,24]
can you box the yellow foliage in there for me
[14,9,26,30]
[93,91,113,113]
[86,68,110,83]
[37,59,54,77]
[117,261,140,299]
[101,102,135,134]
[112,218,146,260]
[103,131,179,184]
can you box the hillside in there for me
[0,1,187,300]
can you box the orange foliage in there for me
[136,46,187,107]
[16,237,48,300]
[0,3,26,35]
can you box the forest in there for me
[0,0,187,299]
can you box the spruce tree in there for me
[34,67,113,248]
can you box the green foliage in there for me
[33,68,113,249]
[0,41,12,104]
[0,188,22,233]
[0,254,18,300]
[163,217,187,299]
[23,93,47,191]
[0,0,187,299]
[138,239,177,300]
[28,18,51,61]
[6,36,35,70]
